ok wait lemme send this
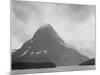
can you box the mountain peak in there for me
[39,23,52,28]
[38,24,55,34]
[31,23,64,44]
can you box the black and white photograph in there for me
[11,0,96,74]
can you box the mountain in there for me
[79,58,95,65]
[12,24,89,69]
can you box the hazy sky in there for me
[11,1,96,58]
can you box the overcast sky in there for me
[11,1,96,58]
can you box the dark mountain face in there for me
[79,58,95,66]
[12,24,89,68]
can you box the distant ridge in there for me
[79,58,95,65]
